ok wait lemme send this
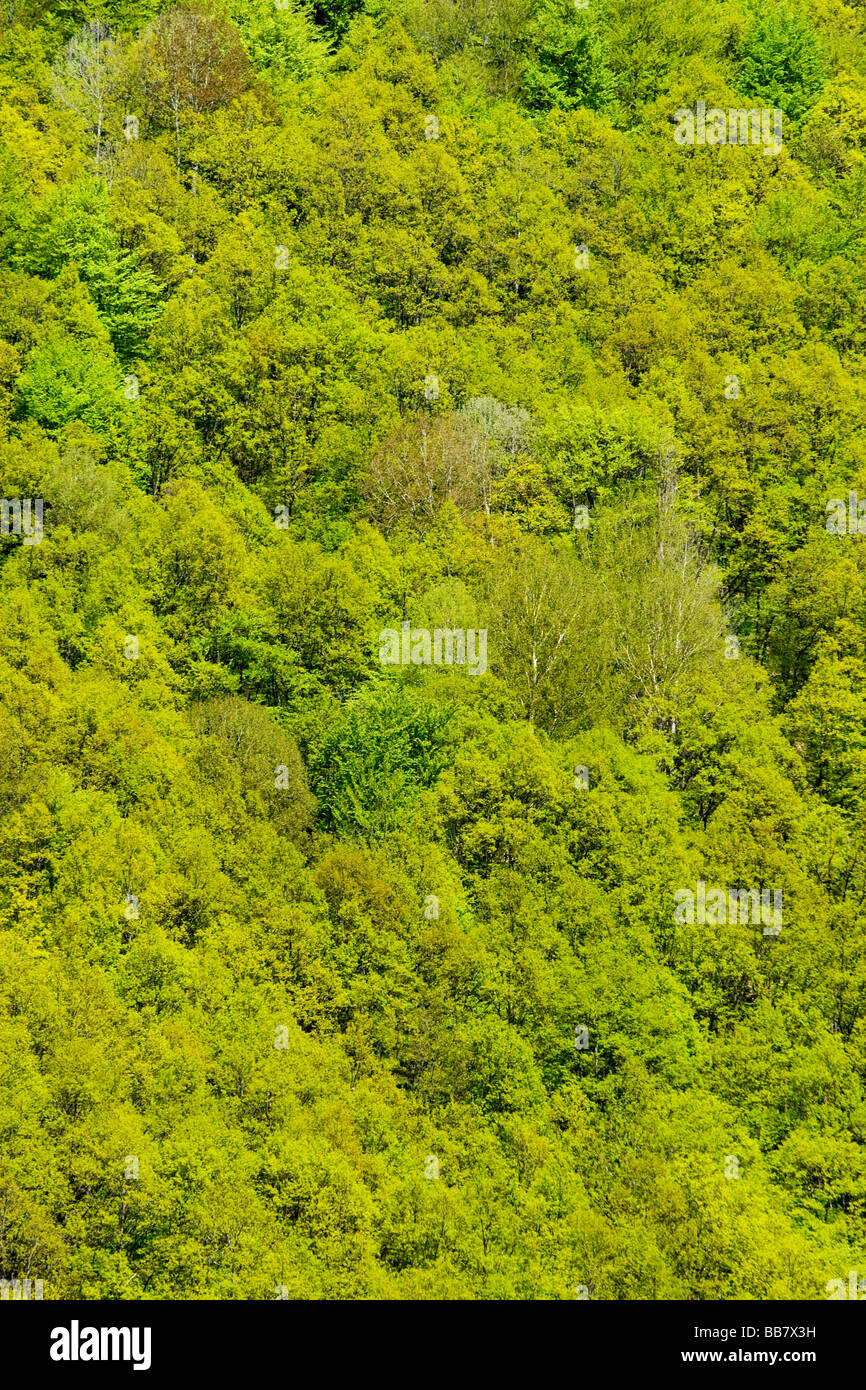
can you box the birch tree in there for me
[599,464,723,732]
[53,21,120,172]
[490,537,604,732]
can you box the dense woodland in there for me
[1,0,866,1300]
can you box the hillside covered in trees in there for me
[1,0,866,1300]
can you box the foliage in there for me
[738,7,828,121]
[0,0,863,1302]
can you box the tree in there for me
[52,21,120,170]
[310,684,454,837]
[522,1,616,114]
[364,413,493,533]
[15,334,123,432]
[263,539,375,699]
[149,479,248,637]
[738,8,828,121]
[595,474,724,733]
[138,3,254,166]
[23,178,162,359]
[223,0,331,94]
[489,536,605,732]
[188,693,315,844]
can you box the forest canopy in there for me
[0,0,865,1300]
